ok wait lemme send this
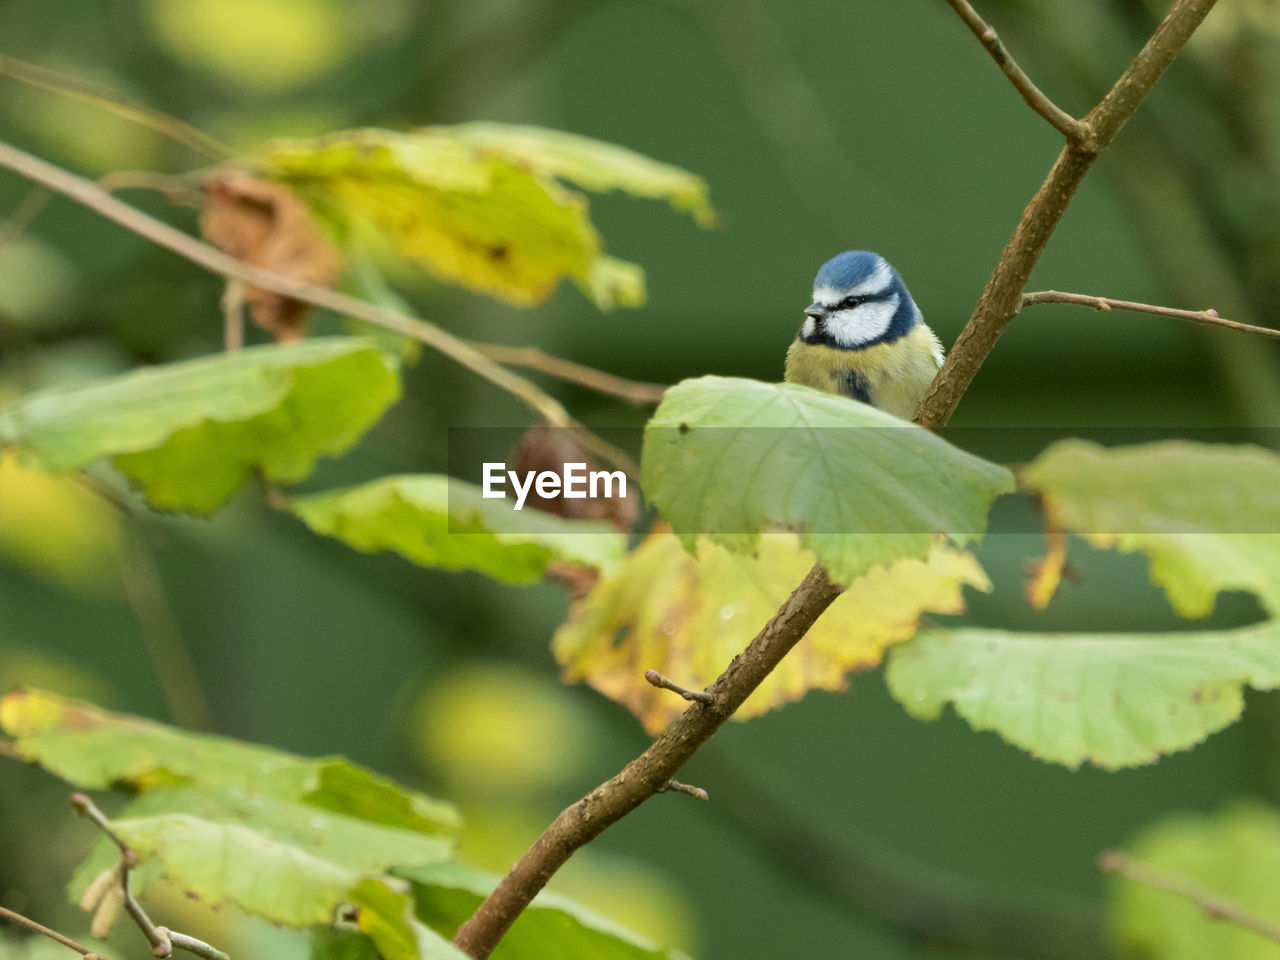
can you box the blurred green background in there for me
[2,1,1279,958]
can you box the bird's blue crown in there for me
[813,250,892,291]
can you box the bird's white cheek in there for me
[800,317,816,339]
[823,295,899,347]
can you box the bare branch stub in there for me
[644,669,715,703]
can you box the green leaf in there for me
[0,687,459,832]
[1021,440,1280,616]
[68,787,453,928]
[641,376,1015,584]
[887,621,1280,769]
[397,863,693,960]
[252,125,710,310]
[0,338,400,513]
[288,475,626,585]
[448,122,715,227]
[345,877,469,960]
[1110,802,1280,960]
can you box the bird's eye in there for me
[840,295,863,310]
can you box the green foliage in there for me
[1111,802,1280,959]
[1,688,685,959]
[0,687,458,831]
[399,863,692,960]
[0,338,400,512]
[446,123,715,227]
[887,621,1280,769]
[2,689,458,928]
[250,124,712,309]
[1022,440,1280,616]
[289,475,626,585]
[70,786,453,927]
[641,376,1015,584]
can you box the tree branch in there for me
[916,0,1220,430]
[1099,850,1280,945]
[1021,290,1280,341]
[944,0,1091,144]
[466,342,668,405]
[451,563,844,957]
[0,905,98,957]
[0,137,638,478]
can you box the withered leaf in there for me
[201,172,342,342]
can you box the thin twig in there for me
[1021,290,1280,341]
[221,279,245,352]
[916,0,1220,430]
[71,794,230,960]
[0,137,637,478]
[1099,850,1280,945]
[0,186,53,252]
[0,904,98,957]
[0,54,232,160]
[945,0,1092,144]
[119,533,213,731]
[644,669,714,703]
[452,564,843,957]
[468,342,667,405]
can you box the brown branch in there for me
[916,0,1220,430]
[468,342,668,405]
[0,137,638,478]
[1099,850,1280,945]
[452,563,844,957]
[1021,290,1280,341]
[0,904,99,957]
[945,0,1091,144]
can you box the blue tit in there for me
[784,250,943,420]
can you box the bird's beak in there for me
[804,303,826,322]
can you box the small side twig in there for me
[1099,850,1280,945]
[70,794,230,960]
[944,0,1092,144]
[657,779,709,801]
[0,904,99,958]
[468,342,668,405]
[0,186,53,252]
[220,279,245,352]
[644,669,714,703]
[1021,290,1280,341]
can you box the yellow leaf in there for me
[553,530,990,733]
[255,128,602,306]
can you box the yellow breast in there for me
[784,325,943,420]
